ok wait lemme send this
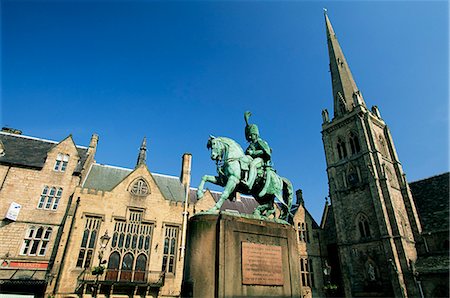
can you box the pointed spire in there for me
[325,12,366,118]
[136,137,147,168]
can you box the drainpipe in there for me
[47,193,75,275]
[180,186,190,261]
[179,155,192,261]
[52,197,80,295]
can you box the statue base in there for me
[181,213,301,297]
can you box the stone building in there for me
[0,130,96,297]
[319,12,449,298]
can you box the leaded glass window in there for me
[76,216,101,268]
[107,210,153,282]
[162,226,178,274]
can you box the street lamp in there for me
[92,231,111,297]
[323,260,334,297]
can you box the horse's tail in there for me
[281,177,294,222]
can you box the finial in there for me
[323,7,328,15]
[136,137,147,167]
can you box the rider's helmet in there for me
[244,111,259,142]
[245,124,259,142]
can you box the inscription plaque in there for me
[241,242,283,286]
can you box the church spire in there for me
[136,137,147,168]
[325,11,366,118]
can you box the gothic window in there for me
[20,226,52,256]
[54,153,69,172]
[76,216,101,268]
[105,251,120,281]
[336,138,347,160]
[120,253,134,281]
[357,214,371,239]
[107,210,153,282]
[298,222,310,243]
[349,132,361,154]
[134,254,147,282]
[162,226,179,274]
[129,178,150,196]
[300,258,315,288]
[37,186,63,210]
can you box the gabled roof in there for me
[82,163,185,202]
[0,132,88,173]
[290,203,320,229]
[409,172,449,233]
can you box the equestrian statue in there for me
[196,111,293,221]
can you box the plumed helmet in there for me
[245,124,259,138]
[244,111,259,140]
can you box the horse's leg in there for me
[197,175,218,199]
[210,175,239,211]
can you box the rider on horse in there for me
[244,111,272,192]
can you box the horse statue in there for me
[196,136,293,221]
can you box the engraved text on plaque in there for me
[241,242,283,286]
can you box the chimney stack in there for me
[296,189,304,206]
[180,153,192,188]
[235,192,241,202]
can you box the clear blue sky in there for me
[1,1,448,222]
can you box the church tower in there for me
[321,12,422,297]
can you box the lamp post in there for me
[92,231,111,297]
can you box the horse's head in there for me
[207,136,225,162]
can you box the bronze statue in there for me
[196,112,293,221]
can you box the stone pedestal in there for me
[182,213,301,297]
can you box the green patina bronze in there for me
[196,112,293,221]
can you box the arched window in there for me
[134,254,147,282]
[349,132,361,155]
[120,253,134,281]
[336,138,347,160]
[106,252,120,281]
[357,214,371,239]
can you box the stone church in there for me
[318,12,449,298]
[0,13,448,298]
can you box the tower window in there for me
[357,214,371,239]
[336,138,347,160]
[349,132,361,154]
